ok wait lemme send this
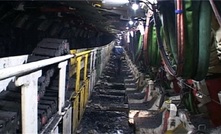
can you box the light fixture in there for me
[102,0,129,4]
[131,3,139,11]
[126,27,129,30]
[130,0,155,11]
[129,20,134,25]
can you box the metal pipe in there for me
[0,54,74,80]
[0,55,28,69]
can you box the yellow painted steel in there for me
[84,54,89,106]
[80,86,85,118]
[70,47,111,132]
[70,50,77,64]
[72,94,79,132]
[84,79,89,106]
[84,54,89,80]
[75,56,82,92]
[75,50,91,57]
[70,49,91,133]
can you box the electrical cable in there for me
[160,67,221,109]
[180,80,221,106]
[152,3,176,76]
[209,0,221,27]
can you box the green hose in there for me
[148,24,153,66]
[135,34,143,61]
[194,1,212,80]
[156,29,162,67]
[182,0,200,78]
[184,94,190,111]
[161,2,177,65]
[148,25,161,67]
[152,27,158,66]
[159,1,211,80]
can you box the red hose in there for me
[143,10,153,66]
[176,0,185,76]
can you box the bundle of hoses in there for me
[135,34,143,62]
[147,24,161,68]
[157,0,212,81]
[132,31,140,62]
[142,17,161,72]
[182,91,199,114]
[143,10,152,67]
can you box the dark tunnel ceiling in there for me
[0,0,146,54]
[1,1,134,33]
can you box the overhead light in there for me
[102,0,129,4]
[131,3,139,11]
[129,20,134,25]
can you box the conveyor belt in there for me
[0,38,70,132]
[0,110,18,133]
[0,100,21,133]
[29,38,70,131]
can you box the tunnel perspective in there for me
[1,0,221,134]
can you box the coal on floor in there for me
[77,55,134,134]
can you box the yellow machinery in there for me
[70,44,113,132]
[0,41,113,133]
[70,50,91,132]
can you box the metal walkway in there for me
[76,50,216,134]
[76,52,169,134]
[77,55,134,134]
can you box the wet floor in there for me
[77,58,134,134]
